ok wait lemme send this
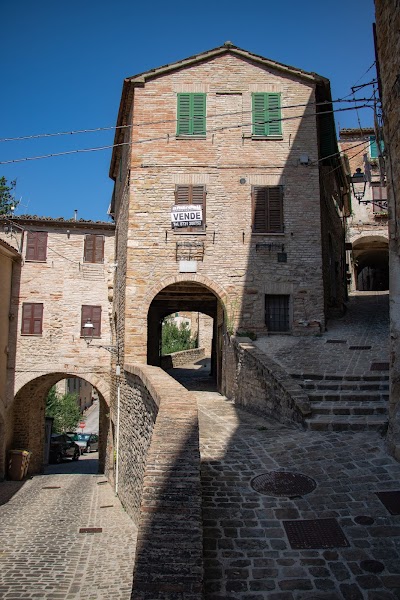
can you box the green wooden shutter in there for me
[252,93,282,136]
[370,136,378,159]
[177,94,206,135]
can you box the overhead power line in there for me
[0,104,372,166]
[0,96,375,144]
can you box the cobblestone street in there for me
[0,454,137,600]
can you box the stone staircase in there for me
[291,373,389,432]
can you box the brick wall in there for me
[224,336,311,425]
[374,0,400,460]
[116,364,203,599]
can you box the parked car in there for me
[49,433,80,463]
[68,433,99,454]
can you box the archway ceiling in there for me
[150,282,218,318]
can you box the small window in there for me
[252,93,282,137]
[84,235,104,263]
[173,185,206,232]
[21,303,43,335]
[252,186,284,233]
[265,295,290,332]
[372,185,388,213]
[81,305,102,337]
[26,231,48,262]
[177,93,206,136]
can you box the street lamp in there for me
[350,168,367,203]
[82,318,118,356]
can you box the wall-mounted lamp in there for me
[299,153,310,165]
[82,318,118,355]
[66,229,70,238]
[350,168,367,203]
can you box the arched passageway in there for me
[11,373,108,475]
[352,236,389,291]
[147,282,225,390]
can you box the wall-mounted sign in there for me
[171,204,203,228]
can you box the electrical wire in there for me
[0,104,372,166]
[0,96,375,144]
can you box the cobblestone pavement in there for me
[197,390,400,600]
[0,453,137,599]
[254,292,389,377]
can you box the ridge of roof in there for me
[0,214,115,227]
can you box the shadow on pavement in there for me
[44,452,100,475]
[0,480,27,506]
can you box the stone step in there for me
[305,414,388,432]
[301,380,389,392]
[307,391,389,402]
[291,372,389,382]
[311,401,387,416]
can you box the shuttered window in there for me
[21,303,43,335]
[174,185,206,231]
[84,235,104,263]
[265,295,290,332]
[370,135,384,159]
[177,93,206,136]
[252,93,282,137]
[81,305,102,337]
[252,186,284,233]
[26,231,48,262]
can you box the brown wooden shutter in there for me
[26,231,47,261]
[174,185,206,231]
[94,236,104,263]
[85,235,104,263]
[267,187,284,232]
[84,235,94,262]
[175,185,191,205]
[22,303,43,334]
[252,187,268,232]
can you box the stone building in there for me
[0,215,115,474]
[109,42,350,393]
[339,127,388,291]
[0,237,21,479]
[374,1,400,461]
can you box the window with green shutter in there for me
[252,186,284,233]
[370,135,384,159]
[252,93,282,137]
[177,93,206,136]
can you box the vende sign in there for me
[171,204,203,228]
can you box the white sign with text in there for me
[171,204,203,228]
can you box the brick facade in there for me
[374,1,400,460]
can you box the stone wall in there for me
[160,347,205,369]
[374,1,400,461]
[224,336,311,426]
[117,364,203,600]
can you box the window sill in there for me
[251,232,285,236]
[172,231,207,235]
[176,135,207,140]
[242,135,283,140]
[25,260,47,263]
[21,334,42,337]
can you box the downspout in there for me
[115,364,121,496]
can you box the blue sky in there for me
[1,0,376,222]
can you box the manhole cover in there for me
[376,491,400,515]
[360,560,385,574]
[251,471,316,497]
[371,362,390,371]
[79,527,103,534]
[283,518,349,550]
[354,515,375,525]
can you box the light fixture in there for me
[299,153,310,165]
[82,318,118,355]
[350,168,367,203]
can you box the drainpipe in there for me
[115,364,121,496]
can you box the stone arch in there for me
[352,234,389,291]
[11,372,109,475]
[146,276,227,390]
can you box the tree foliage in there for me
[46,386,81,433]
[0,176,18,215]
[161,316,197,355]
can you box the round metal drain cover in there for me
[354,515,375,525]
[251,471,317,497]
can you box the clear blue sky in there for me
[1,0,376,222]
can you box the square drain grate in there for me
[79,527,102,534]
[376,491,400,515]
[349,345,372,350]
[283,518,349,550]
[371,362,390,371]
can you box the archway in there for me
[147,281,225,390]
[352,236,389,291]
[11,373,108,475]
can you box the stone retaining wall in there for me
[121,364,203,600]
[160,347,205,370]
[225,336,311,426]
